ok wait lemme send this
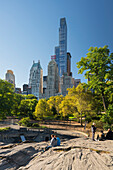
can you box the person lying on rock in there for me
[44,134,57,151]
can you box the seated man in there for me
[51,134,57,147]
[99,130,105,141]
[54,135,61,146]
[106,128,113,140]
[44,134,57,151]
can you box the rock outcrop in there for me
[0,130,113,170]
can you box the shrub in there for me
[94,120,104,129]
[0,127,10,132]
[86,120,103,130]
[103,124,113,131]
[32,123,39,127]
[85,116,92,123]
[19,117,31,127]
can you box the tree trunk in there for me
[101,91,106,112]
[80,113,82,126]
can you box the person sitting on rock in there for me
[54,135,60,146]
[44,134,57,151]
[97,130,105,141]
[50,134,57,147]
[99,130,105,141]
[106,128,113,140]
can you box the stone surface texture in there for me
[0,130,113,170]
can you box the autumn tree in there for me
[34,99,52,120]
[47,95,64,117]
[25,94,37,99]
[66,85,97,126]
[59,95,76,119]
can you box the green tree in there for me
[101,104,113,126]
[77,45,113,112]
[34,99,52,120]
[47,95,64,117]
[12,93,25,116]
[66,85,97,126]
[59,96,75,119]
[19,99,38,118]
[25,94,37,99]
[0,79,14,119]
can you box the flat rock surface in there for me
[0,130,113,170]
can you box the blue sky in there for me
[0,0,113,89]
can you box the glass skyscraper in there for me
[55,18,67,77]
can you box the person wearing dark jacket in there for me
[91,123,96,141]
[106,129,113,140]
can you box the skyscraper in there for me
[5,70,15,87]
[55,18,67,77]
[67,52,72,76]
[60,73,73,96]
[29,60,43,99]
[45,60,59,98]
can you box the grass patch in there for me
[0,127,10,132]
[28,125,47,129]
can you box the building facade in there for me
[5,70,15,87]
[55,18,67,77]
[60,73,73,96]
[15,88,21,94]
[23,84,28,92]
[72,78,81,88]
[45,60,59,98]
[29,60,43,99]
[67,52,72,76]
[43,76,47,94]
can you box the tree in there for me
[34,99,52,120]
[59,96,75,119]
[19,99,38,118]
[25,94,37,99]
[0,79,14,119]
[47,95,64,117]
[67,85,97,126]
[12,93,25,116]
[77,45,113,112]
[101,104,113,126]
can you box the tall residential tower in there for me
[5,70,15,87]
[55,18,67,77]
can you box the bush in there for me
[86,120,103,130]
[19,117,31,127]
[103,124,113,131]
[32,123,39,127]
[85,116,92,123]
[0,127,10,132]
[54,114,61,120]
[94,120,104,129]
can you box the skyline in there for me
[0,0,113,89]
